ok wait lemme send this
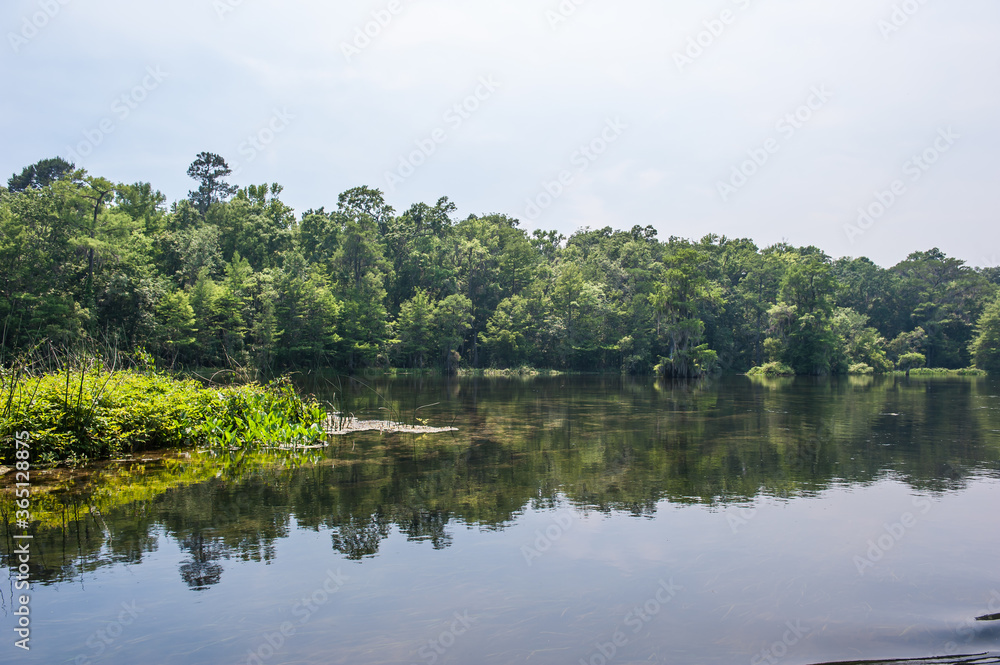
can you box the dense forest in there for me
[2,153,1000,376]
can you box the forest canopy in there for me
[2,154,999,376]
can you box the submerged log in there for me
[324,414,457,435]
[809,655,1000,665]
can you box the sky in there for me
[2,0,998,268]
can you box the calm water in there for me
[3,375,1000,664]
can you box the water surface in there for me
[3,375,1000,664]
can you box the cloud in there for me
[2,0,999,266]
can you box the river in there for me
[3,374,999,664]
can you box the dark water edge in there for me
[2,374,999,664]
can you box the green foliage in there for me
[1,159,996,377]
[652,243,723,377]
[187,152,237,213]
[831,308,893,373]
[891,248,992,368]
[970,294,1000,374]
[746,361,795,377]
[897,352,926,372]
[394,289,436,367]
[7,156,74,192]
[904,366,985,376]
[765,254,840,375]
[0,365,326,464]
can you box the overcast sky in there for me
[3,0,998,267]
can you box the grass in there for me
[1,351,328,465]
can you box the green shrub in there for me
[903,367,987,376]
[746,362,795,377]
[1,367,327,465]
[848,363,874,375]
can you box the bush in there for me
[904,367,987,377]
[1,367,327,465]
[897,352,926,374]
[746,362,795,377]
[848,363,874,375]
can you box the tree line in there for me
[2,153,999,375]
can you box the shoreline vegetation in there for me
[0,353,327,466]
[1,352,989,467]
[744,361,987,378]
[0,350,459,467]
[2,153,1000,464]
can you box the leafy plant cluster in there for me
[0,356,326,464]
[2,155,1000,376]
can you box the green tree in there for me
[187,152,237,213]
[216,184,294,270]
[891,249,992,368]
[765,253,839,375]
[886,327,926,364]
[0,186,84,345]
[189,268,224,365]
[382,198,457,315]
[897,352,926,377]
[480,295,532,367]
[395,290,436,368]
[115,182,168,233]
[8,157,74,192]
[156,289,197,366]
[651,245,722,377]
[273,252,341,368]
[970,295,1000,373]
[297,207,339,269]
[831,308,893,373]
[331,189,391,368]
[433,294,473,370]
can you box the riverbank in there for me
[0,363,327,465]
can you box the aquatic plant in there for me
[0,359,328,465]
